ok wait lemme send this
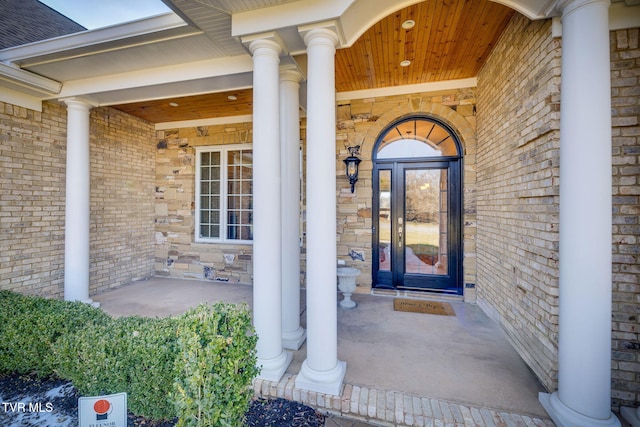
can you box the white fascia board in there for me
[336,78,478,102]
[0,13,188,63]
[0,62,61,95]
[610,2,640,30]
[156,114,253,130]
[0,86,44,111]
[232,0,353,37]
[56,55,253,99]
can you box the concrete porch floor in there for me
[93,277,554,426]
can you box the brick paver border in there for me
[253,374,555,427]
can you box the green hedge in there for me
[0,291,259,426]
[0,290,110,376]
[54,315,181,419]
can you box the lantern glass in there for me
[343,155,361,193]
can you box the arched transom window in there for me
[376,117,460,159]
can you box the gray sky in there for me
[39,0,172,29]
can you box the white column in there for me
[280,65,306,350]
[295,26,346,396]
[249,37,292,382]
[63,99,93,304]
[539,1,619,426]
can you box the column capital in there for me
[554,0,610,17]
[298,21,341,49]
[242,32,285,57]
[61,97,96,110]
[280,64,303,84]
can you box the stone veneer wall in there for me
[335,90,478,298]
[610,27,640,410]
[476,16,561,391]
[154,124,256,283]
[0,102,156,298]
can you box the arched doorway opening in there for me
[372,115,463,294]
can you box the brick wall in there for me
[154,124,255,283]
[0,102,156,298]
[335,90,478,298]
[0,102,67,297]
[610,27,640,410]
[89,107,156,294]
[476,17,561,391]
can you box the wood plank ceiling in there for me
[114,0,514,123]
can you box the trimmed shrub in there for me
[54,315,180,420]
[0,290,110,376]
[0,291,260,425]
[172,303,259,427]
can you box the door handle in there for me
[398,224,403,248]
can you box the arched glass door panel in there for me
[373,117,462,294]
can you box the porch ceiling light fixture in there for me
[344,145,362,193]
[401,19,415,30]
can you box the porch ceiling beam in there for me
[54,55,254,102]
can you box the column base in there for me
[539,392,621,427]
[621,406,640,427]
[295,359,346,396]
[282,327,306,350]
[257,350,292,383]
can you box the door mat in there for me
[393,298,455,316]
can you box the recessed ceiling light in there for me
[227,95,238,101]
[400,60,411,67]
[169,102,179,107]
[402,19,415,30]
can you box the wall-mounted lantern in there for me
[343,145,361,193]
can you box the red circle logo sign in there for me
[94,399,112,420]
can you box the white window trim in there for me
[194,144,253,245]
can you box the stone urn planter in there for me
[337,267,361,308]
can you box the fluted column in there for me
[295,26,346,396]
[248,36,292,382]
[280,65,306,350]
[539,1,619,426]
[63,98,94,304]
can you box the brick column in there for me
[538,1,619,425]
[247,36,292,382]
[63,98,94,304]
[295,25,346,396]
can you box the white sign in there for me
[78,392,127,427]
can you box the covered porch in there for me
[94,277,553,426]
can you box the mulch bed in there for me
[0,373,325,427]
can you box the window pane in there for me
[377,119,458,158]
[198,147,253,242]
[378,169,391,272]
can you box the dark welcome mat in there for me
[393,298,455,316]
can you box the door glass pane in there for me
[377,119,458,159]
[378,170,391,272]
[404,169,447,275]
